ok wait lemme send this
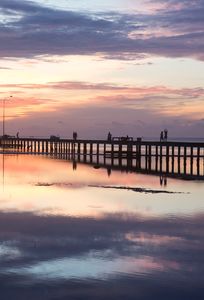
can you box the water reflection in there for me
[160,174,167,186]
[0,154,204,299]
[67,143,204,180]
[0,210,204,299]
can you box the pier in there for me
[1,136,204,179]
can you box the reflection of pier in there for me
[58,152,204,181]
[1,137,204,179]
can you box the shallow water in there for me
[0,153,204,299]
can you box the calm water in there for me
[0,153,204,299]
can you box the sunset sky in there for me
[0,0,204,139]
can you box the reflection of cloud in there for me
[0,245,21,261]
[0,211,203,263]
[9,255,164,282]
[0,211,204,298]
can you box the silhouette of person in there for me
[164,129,168,141]
[107,132,112,141]
[73,132,77,140]
[160,131,163,142]
[16,132,19,138]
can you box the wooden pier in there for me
[1,137,204,179]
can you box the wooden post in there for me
[145,145,148,170]
[148,145,151,170]
[77,142,80,160]
[155,145,158,171]
[42,141,44,153]
[103,143,106,164]
[184,146,187,174]
[84,142,87,162]
[138,140,142,169]
[34,141,36,153]
[111,142,114,165]
[178,146,181,174]
[90,143,93,163]
[38,141,40,153]
[197,147,200,176]
[172,146,175,173]
[127,142,133,168]
[46,141,48,153]
[166,145,169,173]
[190,146,193,175]
[119,142,122,167]
[97,143,100,164]
[160,144,162,172]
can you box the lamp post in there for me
[2,95,12,138]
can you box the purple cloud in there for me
[0,0,203,60]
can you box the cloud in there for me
[1,81,204,98]
[0,66,11,70]
[0,0,204,60]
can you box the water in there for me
[0,153,204,299]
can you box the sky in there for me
[0,0,204,139]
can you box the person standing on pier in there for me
[73,131,78,140]
[164,129,168,141]
[107,132,112,141]
[160,131,163,142]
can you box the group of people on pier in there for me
[107,132,133,142]
[160,129,168,142]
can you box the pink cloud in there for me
[1,81,204,98]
